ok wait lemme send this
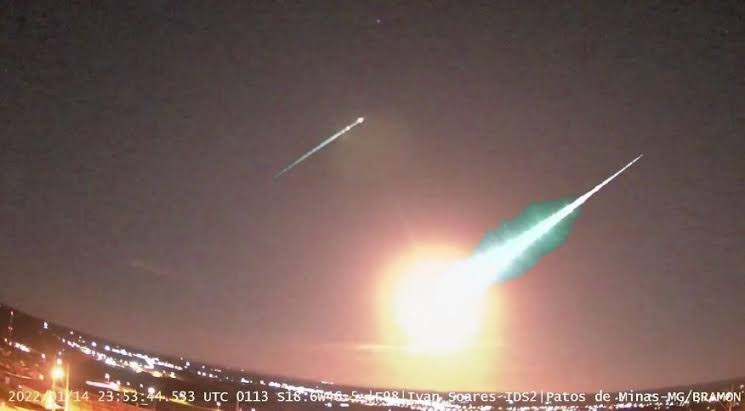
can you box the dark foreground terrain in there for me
[1,303,742,411]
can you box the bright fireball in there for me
[391,247,487,353]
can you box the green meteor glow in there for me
[389,156,641,353]
[465,154,642,287]
[472,196,580,283]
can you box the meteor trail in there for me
[467,154,644,286]
[392,155,643,352]
[274,117,365,179]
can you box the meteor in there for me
[390,155,643,353]
[274,117,365,179]
[468,154,643,286]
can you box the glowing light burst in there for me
[393,256,487,353]
[390,155,642,353]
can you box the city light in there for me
[1,304,742,411]
[51,365,65,381]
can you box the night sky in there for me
[1,1,744,392]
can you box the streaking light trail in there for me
[391,155,643,352]
[467,154,643,287]
[274,117,365,179]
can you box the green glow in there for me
[473,197,580,283]
[463,154,642,286]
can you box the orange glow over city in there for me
[376,244,504,391]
